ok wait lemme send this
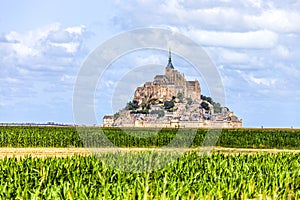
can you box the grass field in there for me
[0,126,300,199]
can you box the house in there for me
[103,115,114,127]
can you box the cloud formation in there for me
[0,23,89,117]
[112,0,300,127]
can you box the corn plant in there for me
[0,152,299,199]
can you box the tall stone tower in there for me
[165,49,174,81]
[133,49,201,104]
[165,49,187,87]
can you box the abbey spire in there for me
[166,48,174,69]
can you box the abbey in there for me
[103,50,242,128]
[133,50,201,104]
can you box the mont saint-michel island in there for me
[103,50,242,128]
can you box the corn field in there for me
[1,126,300,149]
[0,152,299,199]
[1,126,300,199]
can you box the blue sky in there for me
[1,0,300,127]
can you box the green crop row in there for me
[0,152,299,199]
[0,126,82,147]
[1,126,300,149]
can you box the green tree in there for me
[201,95,222,112]
[187,98,193,105]
[201,102,210,110]
[213,102,221,113]
[114,112,120,120]
[157,110,165,118]
[177,92,183,103]
[164,101,174,110]
[150,109,165,117]
[130,110,149,114]
[201,95,213,104]
[126,100,139,110]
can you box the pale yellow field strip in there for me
[0,148,90,159]
[1,147,300,159]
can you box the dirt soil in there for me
[0,148,90,159]
[1,147,300,159]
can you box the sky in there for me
[0,0,300,127]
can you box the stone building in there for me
[103,115,114,127]
[133,50,201,105]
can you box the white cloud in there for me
[221,51,248,63]
[115,1,300,35]
[0,23,87,68]
[4,43,39,58]
[60,75,76,84]
[0,77,22,84]
[248,76,277,86]
[245,9,300,32]
[104,80,115,88]
[186,29,278,48]
[65,25,86,35]
[246,0,262,8]
[240,72,277,87]
[49,42,80,53]
[215,48,249,63]
[273,45,290,58]
[275,63,300,78]
[161,4,242,28]
[133,54,165,66]
[0,22,89,110]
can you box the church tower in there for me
[166,48,174,69]
[165,49,175,83]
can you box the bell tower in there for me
[165,48,174,83]
[166,48,174,69]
